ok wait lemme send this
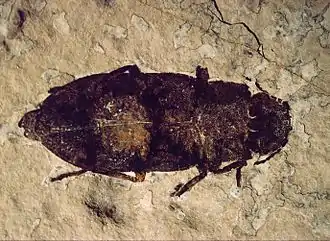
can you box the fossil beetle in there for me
[19,65,292,196]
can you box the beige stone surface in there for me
[0,0,329,239]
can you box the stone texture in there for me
[0,0,329,239]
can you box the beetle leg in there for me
[254,148,282,165]
[196,65,209,82]
[86,170,146,182]
[50,169,87,182]
[213,160,247,174]
[108,64,141,77]
[235,166,243,187]
[212,160,247,187]
[134,172,146,182]
[170,170,208,197]
[76,169,146,182]
[194,66,209,103]
[50,169,146,183]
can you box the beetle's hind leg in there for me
[171,170,208,197]
[212,160,247,187]
[50,169,146,183]
[50,169,88,182]
[94,170,146,182]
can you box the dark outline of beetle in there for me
[18,65,292,197]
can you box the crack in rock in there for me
[210,0,265,58]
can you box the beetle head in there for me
[246,92,292,155]
[18,109,42,141]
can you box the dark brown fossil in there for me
[19,65,292,196]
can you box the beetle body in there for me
[19,65,292,196]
